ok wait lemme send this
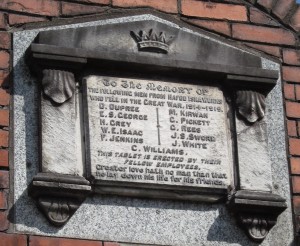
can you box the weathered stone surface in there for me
[236,117,272,192]
[263,60,294,244]
[35,15,266,74]
[41,87,83,175]
[84,76,231,193]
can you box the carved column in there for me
[41,69,79,174]
[29,69,91,226]
[228,89,287,242]
[235,90,272,192]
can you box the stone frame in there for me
[21,12,287,242]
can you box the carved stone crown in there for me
[132,29,173,53]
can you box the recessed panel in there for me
[84,76,231,191]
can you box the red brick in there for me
[0,233,27,246]
[0,32,10,49]
[183,19,230,36]
[221,0,247,2]
[284,83,295,100]
[104,243,120,246]
[289,138,300,155]
[290,7,300,32]
[0,0,60,16]
[0,51,9,69]
[283,49,300,66]
[286,101,300,118]
[0,109,9,127]
[30,236,103,246]
[249,7,278,26]
[0,170,8,188]
[297,122,300,137]
[272,0,295,20]
[8,14,47,26]
[294,196,300,214]
[0,130,8,148]
[72,0,110,4]
[0,150,8,168]
[112,0,178,13]
[0,70,9,87]
[257,0,276,11]
[0,190,8,209]
[295,84,300,100]
[296,85,300,100]
[287,120,297,136]
[245,43,281,57]
[297,123,300,136]
[283,66,300,83]
[291,158,300,174]
[232,24,296,45]
[62,2,107,16]
[181,1,247,21]
[0,211,9,231]
[0,88,9,106]
[0,14,5,29]
[293,176,300,193]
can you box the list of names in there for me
[85,76,231,189]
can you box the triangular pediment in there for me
[29,13,278,87]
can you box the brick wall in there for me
[1,0,300,245]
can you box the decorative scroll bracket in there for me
[236,90,266,124]
[228,190,287,242]
[29,173,91,226]
[42,69,76,104]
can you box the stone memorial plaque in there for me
[15,15,290,242]
[84,75,231,191]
